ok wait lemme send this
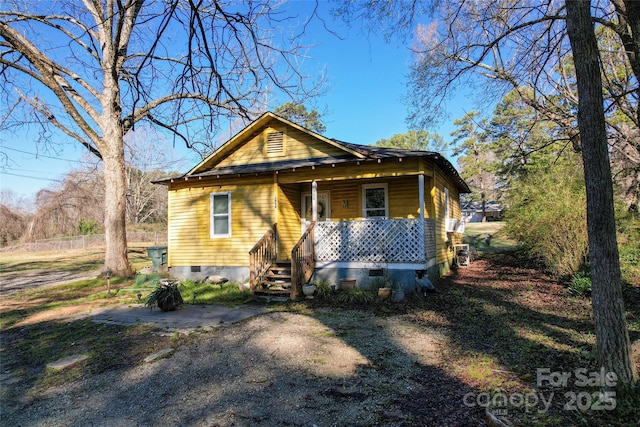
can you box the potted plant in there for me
[302,283,317,299]
[145,279,184,312]
[370,277,391,300]
[377,286,392,300]
[339,278,357,291]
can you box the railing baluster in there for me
[291,222,315,299]
[248,224,277,292]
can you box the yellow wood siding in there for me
[167,176,274,268]
[388,177,423,219]
[432,168,463,267]
[316,181,358,219]
[278,183,302,258]
[216,119,346,168]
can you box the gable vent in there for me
[266,132,284,156]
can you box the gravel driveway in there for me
[2,309,486,426]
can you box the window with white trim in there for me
[210,192,231,238]
[362,184,388,218]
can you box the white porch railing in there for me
[315,218,436,263]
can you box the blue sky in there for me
[0,2,474,200]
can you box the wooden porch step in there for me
[254,287,291,297]
[270,262,292,271]
[262,280,292,288]
[256,260,292,295]
[267,273,291,282]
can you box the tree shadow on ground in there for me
[418,251,640,423]
[0,310,488,426]
[3,250,637,426]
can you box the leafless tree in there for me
[123,126,178,225]
[0,189,30,246]
[27,171,104,240]
[0,0,323,275]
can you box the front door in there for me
[301,191,330,232]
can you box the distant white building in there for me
[462,201,503,223]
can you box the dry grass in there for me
[0,245,154,275]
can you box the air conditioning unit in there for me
[446,218,465,234]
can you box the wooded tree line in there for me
[0,163,170,247]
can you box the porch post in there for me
[312,180,318,222]
[419,173,427,261]
[418,174,425,219]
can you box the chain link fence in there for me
[1,231,167,253]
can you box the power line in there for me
[2,146,95,163]
[0,171,63,182]
[2,145,190,169]
[5,167,66,175]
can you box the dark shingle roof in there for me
[158,136,470,193]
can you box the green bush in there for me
[337,289,376,304]
[313,280,335,300]
[77,219,99,235]
[619,243,639,285]
[568,270,592,297]
[503,159,588,277]
[145,280,184,311]
[616,211,640,285]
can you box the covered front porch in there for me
[249,217,437,298]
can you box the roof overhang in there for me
[155,151,471,194]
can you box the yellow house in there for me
[157,112,469,298]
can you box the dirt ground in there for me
[1,311,487,426]
[0,265,493,426]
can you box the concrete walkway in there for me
[77,303,269,332]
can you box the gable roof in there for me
[159,111,470,193]
[187,111,364,175]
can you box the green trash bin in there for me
[147,245,168,272]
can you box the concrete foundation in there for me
[169,266,249,283]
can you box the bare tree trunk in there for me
[100,95,131,276]
[566,0,637,384]
[102,144,131,276]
